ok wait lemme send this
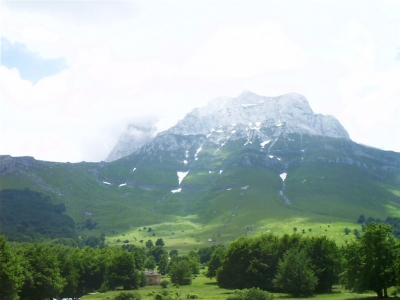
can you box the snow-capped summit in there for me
[170,91,349,140]
[107,91,350,160]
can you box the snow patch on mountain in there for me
[177,171,189,185]
[260,140,271,148]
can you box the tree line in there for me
[1,223,399,299]
[0,189,108,249]
[0,235,199,300]
[204,222,400,298]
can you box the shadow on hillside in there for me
[203,282,218,286]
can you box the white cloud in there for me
[183,23,307,80]
[1,1,399,162]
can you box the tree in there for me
[145,240,153,249]
[54,246,81,299]
[158,254,168,275]
[78,247,106,294]
[397,240,400,288]
[155,238,165,247]
[144,256,156,270]
[205,245,225,279]
[169,260,192,285]
[18,243,66,300]
[357,215,365,224]
[197,245,217,264]
[0,236,24,300]
[148,246,167,264]
[341,222,399,298]
[186,250,200,274]
[273,248,318,297]
[217,234,280,290]
[102,248,139,290]
[300,236,341,293]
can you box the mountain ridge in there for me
[0,91,399,248]
[109,91,350,162]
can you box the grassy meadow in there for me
[81,273,385,300]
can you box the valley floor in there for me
[81,274,390,300]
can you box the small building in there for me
[143,270,161,286]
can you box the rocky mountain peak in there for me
[107,91,350,160]
[170,91,349,140]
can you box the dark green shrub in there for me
[160,279,170,288]
[227,288,273,300]
[153,289,181,300]
[114,291,142,300]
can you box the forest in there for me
[1,222,399,300]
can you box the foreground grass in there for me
[81,274,383,300]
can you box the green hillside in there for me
[0,134,399,248]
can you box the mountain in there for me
[106,122,157,162]
[170,91,349,138]
[1,91,399,247]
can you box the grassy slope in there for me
[1,135,399,249]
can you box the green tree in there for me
[122,244,147,270]
[155,238,165,247]
[205,245,226,279]
[145,239,153,249]
[186,250,200,274]
[0,236,24,300]
[273,248,318,297]
[300,236,341,293]
[397,240,400,288]
[197,245,217,264]
[148,246,167,264]
[217,234,281,290]
[144,256,156,270]
[78,247,106,294]
[54,246,81,299]
[18,243,66,300]
[357,214,366,224]
[102,248,138,290]
[169,260,192,286]
[158,254,168,275]
[341,222,399,298]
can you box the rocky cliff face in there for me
[171,91,349,139]
[108,91,350,159]
[137,91,350,154]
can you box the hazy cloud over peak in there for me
[1,0,399,162]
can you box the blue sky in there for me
[0,0,399,162]
[1,37,67,84]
